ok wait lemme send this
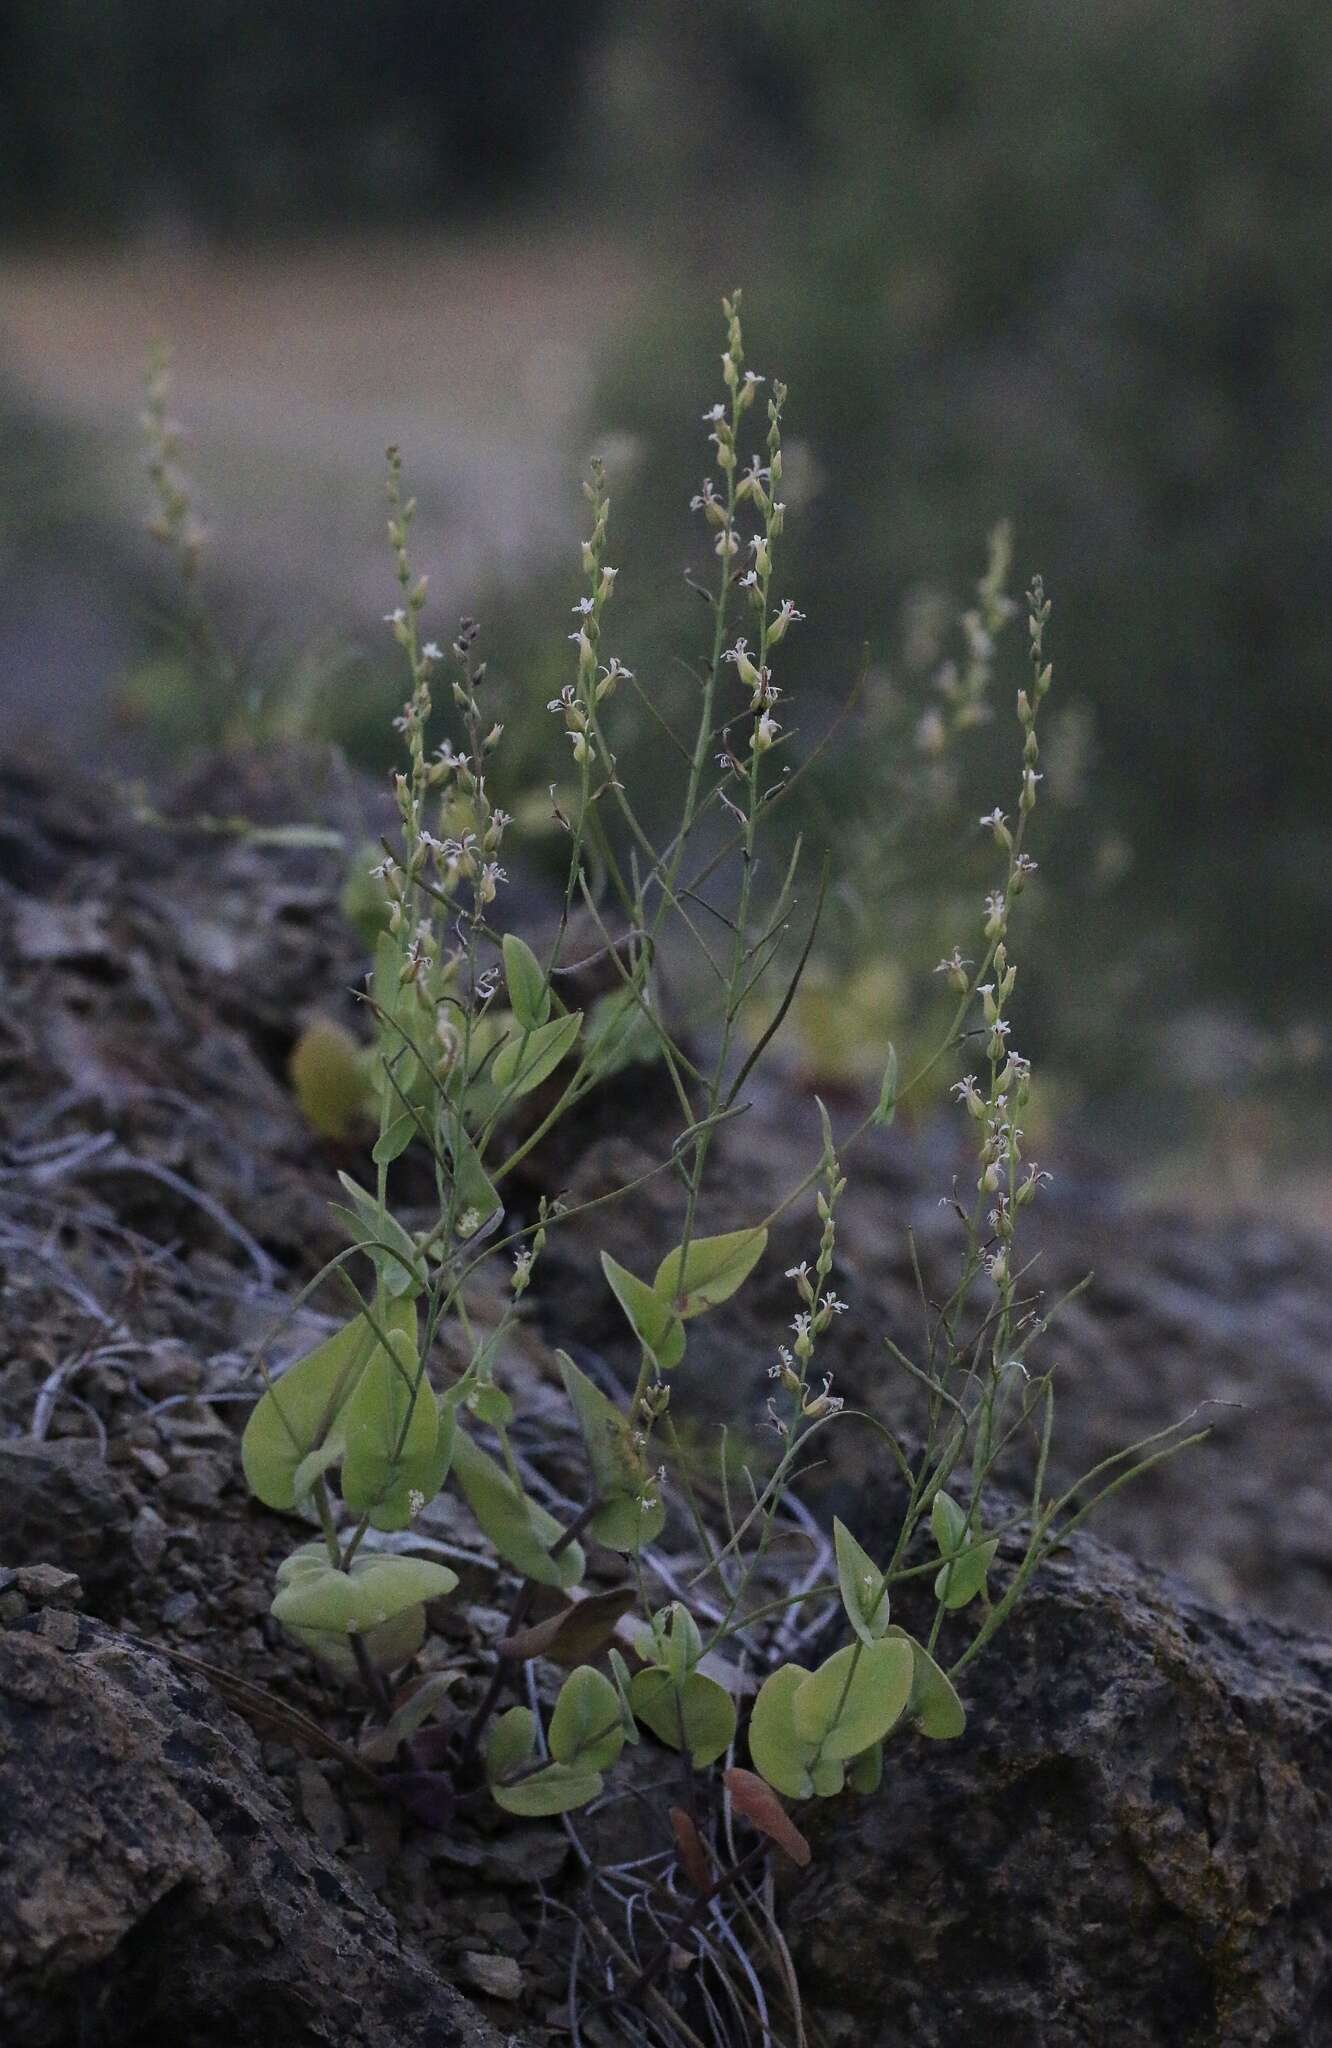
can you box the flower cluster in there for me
[950,577,1057,1300]
[548,461,630,772]
[767,1139,849,1436]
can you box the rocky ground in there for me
[2,753,1330,2047]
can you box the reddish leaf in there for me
[724,1767,812,1867]
[669,1806,714,1895]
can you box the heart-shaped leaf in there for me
[451,1429,585,1590]
[502,934,552,1031]
[372,1108,423,1166]
[286,1603,428,1679]
[486,1704,537,1781]
[242,1317,375,1511]
[491,1010,582,1099]
[489,1761,603,1817]
[934,1537,997,1611]
[792,1638,913,1761]
[549,1665,624,1772]
[601,1252,686,1371]
[556,1350,665,1552]
[340,1301,452,1530]
[333,1173,426,1296]
[748,1664,816,1799]
[271,1548,458,1635]
[834,1518,890,1644]
[628,1667,736,1767]
[931,1490,969,1556]
[271,1547,457,1677]
[443,1128,501,1239]
[653,1227,768,1319]
[889,1627,967,1738]
[584,983,657,1077]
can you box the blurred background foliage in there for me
[1,0,1327,1178]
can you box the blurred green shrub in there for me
[589,0,1332,1076]
[0,0,610,233]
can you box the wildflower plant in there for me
[207,298,1202,2025]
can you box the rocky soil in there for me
[2,754,1330,2047]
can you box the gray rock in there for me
[785,1528,1332,2048]
[13,1564,82,1606]
[0,1614,530,2048]
[0,1439,131,1608]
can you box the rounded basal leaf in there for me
[487,1705,537,1782]
[490,1762,604,1818]
[847,1741,884,1795]
[810,1754,847,1798]
[889,1627,967,1738]
[340,1303,449,1531]
[652,1227,768,1320]
[747,1665,816,1799]
[491,1010,582,1099]
[549,1665,625,1772]
[283,1602,427,1679]
[628,1667,736,1768]
[451,1429,585,1590]
[242,1317,375,1511]
[271,1550,458,1636]
[600,1252,686,1371]
[556,1350,665,1553]
[934,1538,997,1611]
[792,1639,913,1761]
[834,1517,891,1644]
[502,933,552,1031]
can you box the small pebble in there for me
[38,1606,81,1650]
[457,1952,523,2002]
[15,1564,83,1607]
[130,1506,170,1573]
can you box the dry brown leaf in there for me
[498,1584,638,1666]
[724,1766,812,1866]
[669,1805,714,1895]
